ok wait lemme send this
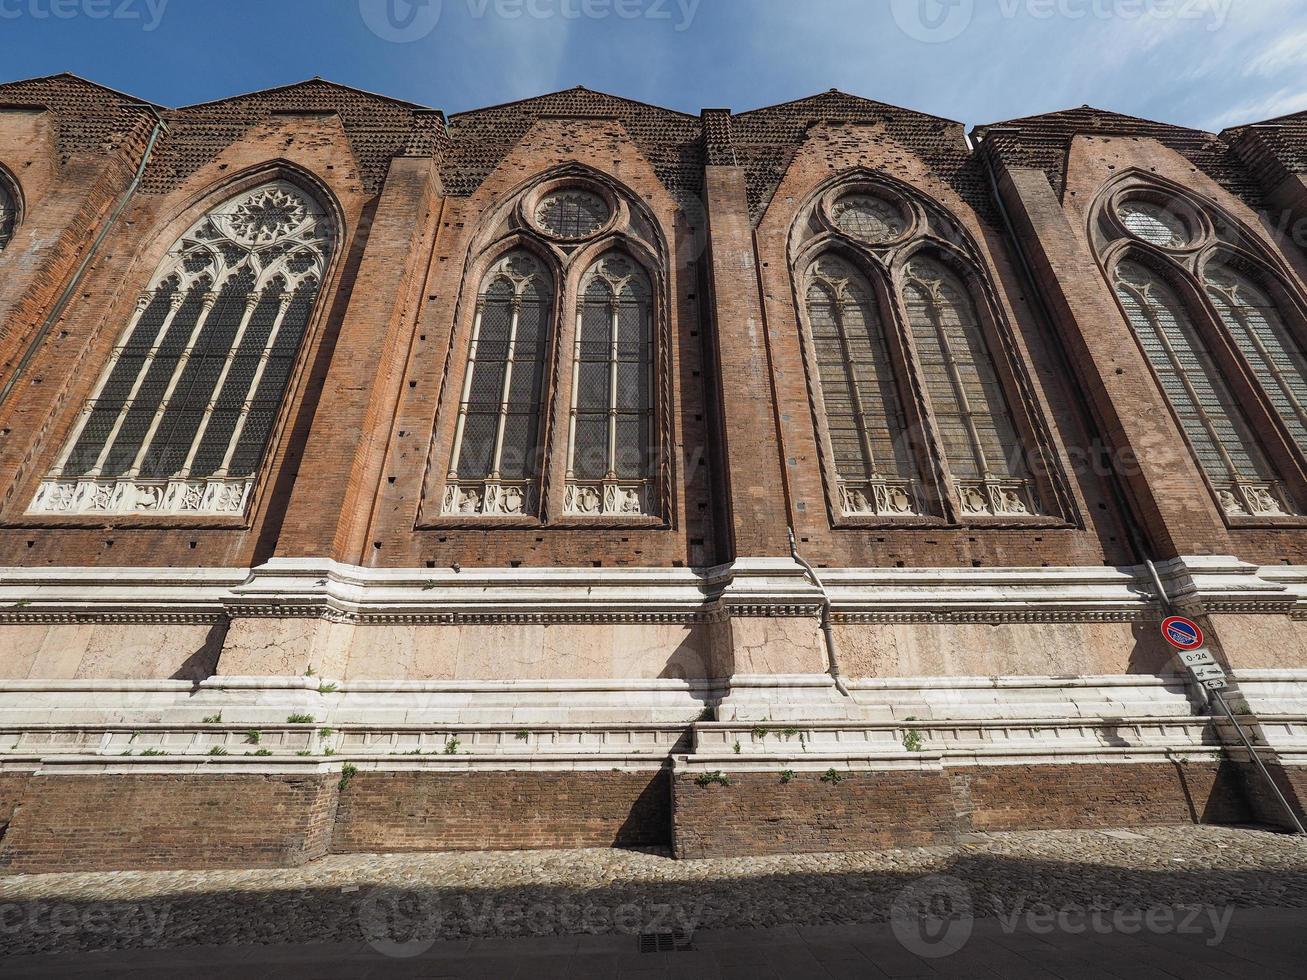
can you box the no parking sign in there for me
[1161,616,1204,651]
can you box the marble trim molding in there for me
[0,555,1302,624]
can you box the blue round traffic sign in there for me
[1162,616,1204,651]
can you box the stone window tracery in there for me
[1205,267,1307,455]
[830,194,908,245]
[564,253,655,517]
[1118,199,1192,249]
[806,255,924,517]
[30,180,334,517]
[443,251,552,517]
[903,257,1039,518]
[534,189,610,240]
[0,174,16,252]
[1114,260,1295,517]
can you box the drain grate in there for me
[638,929,695,953]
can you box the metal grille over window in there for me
[0,178,15,252]
[1205,268,1307,456]
[443,251,551,517]
[535,190,610,240]
[564,254,655,517]
[807,255,924,517]
[903,257,1040,517]
[1118,200,1191,249]
[1115,261,1296,517]
[830,194,906,245]
[30,180,333,517]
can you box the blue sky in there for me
[0,0,1304,130]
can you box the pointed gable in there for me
[444,86,702,202]
[729,90,975,222]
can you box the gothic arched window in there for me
[442,250,552,517]
[564,253,656,517]
[31,180,334,516]
[903,256,1039,517]
[1205,266,1307,455]
[0,174,17,252]
[806,255,922,517]
[1115,260,1295,517]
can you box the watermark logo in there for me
[891,0,1233,43]
[358,0,443,42]
[360,0,701,41]
[891,0,975,43]
[890,875,974,958]
[0,0,170,31]
[357,888,442,958]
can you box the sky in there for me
[0,0,1304,131]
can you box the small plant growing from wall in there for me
[208,745,228,756]
[317,682,337,695]
[287,713,314,724]
[201,713,221,724]
[244,730,261,745]
[339,763,357,791]
[515,730,530,741]
[820,768,845,784]
[779,769,795,784]
[732,741,742,754]
[695,771,730,787]
[444,737,461,755]
[752,726,767,740]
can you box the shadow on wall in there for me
[1128,619,1175,675]
[170,620,228,682]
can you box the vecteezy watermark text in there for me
[0,0,168,30]
[891,875,1236,959]
[892,0,1234,44]
[357,888,705,958]
[360,0,700,43]
[0,900,172,941]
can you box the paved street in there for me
[1,825,1304,977]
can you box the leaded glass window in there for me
[1205,267,1307,455]
[443,250,552,517]
[535,190,609,240]
[1115,260,1295,517]
[830,195,907,245]
[1118,200,1192,249]
[564,254,655,517]
[31,180,333,517]
[0,177,16,252]
[903,257,1040,517]
[806,255,923,517]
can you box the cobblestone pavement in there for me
[0,825,1303,960]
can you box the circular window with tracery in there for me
[534,189,611,240]
[1117,199,1193,249]
[830,193,909,244]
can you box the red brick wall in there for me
[0,772,338,872]
[951,762,1251,832]
[673,769,958,859]
[333,769,670,853]
[673,762,1255,859]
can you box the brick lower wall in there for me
[951,762,1251,832]
[1243,762,1307,831]
[332,769,670,853]
[0,761,1288,872]
[0,772,339,873]
[673,769,959,860]
[673,762,1257,859]
[0,771,33,829]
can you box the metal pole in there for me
[1144,561,1305,835]
[1211,688,1306,835]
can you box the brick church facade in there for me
[0,73,1304,869]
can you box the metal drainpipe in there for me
[789,527,852,699]
[979,137,1305,835]
[0,104,168,412]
